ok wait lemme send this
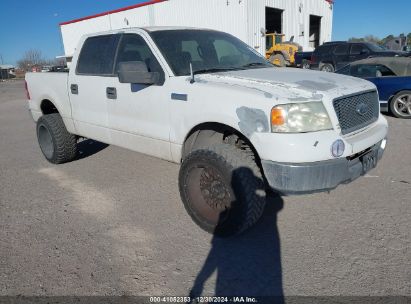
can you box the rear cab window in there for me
[76,34,120,75]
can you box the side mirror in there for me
[118,61,160,85]
[260,28,267,37]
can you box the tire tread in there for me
[179,144,266,236]
[37,113,77,164]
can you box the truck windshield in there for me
[150,30,272,76]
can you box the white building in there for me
[60,0,334,58]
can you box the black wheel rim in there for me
[38,125,54,159]
[184,164,233,226]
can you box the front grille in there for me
[333,91,379,135]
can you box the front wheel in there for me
[389,91,411,119]
[270,54,286,67]
[320,63,335,72]
[179,144,266,237]
[302,59,311,69]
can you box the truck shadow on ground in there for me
[76,139,109,160]
[189,167,284,303]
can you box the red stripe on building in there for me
[59,0,167,26]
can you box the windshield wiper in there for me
[193,67,243,75]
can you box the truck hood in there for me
[196,67,375,102]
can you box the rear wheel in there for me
[390,91,411,119]
[320,63,334,72]
[179,144,266,237]
[270,54,286,67]
[36,113,77,164]
[302,59,311,69]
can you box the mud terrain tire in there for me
[179,144,266,237]
[36,113,77,164]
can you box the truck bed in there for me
[26,72,71,122]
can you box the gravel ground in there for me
[0,80,410,298]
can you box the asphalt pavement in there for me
[0,80,410,298]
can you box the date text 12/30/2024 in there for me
[149,296,258,303]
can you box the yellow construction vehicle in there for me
[265,33,302,67]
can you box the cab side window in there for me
[350,64,396,78]
[375,65,396,77]
[115,34,165,84]
[77,34,120,75]
[350,44,369,55]
[334,44,349,55]
[336,65,351,75]
[316,44,333,55]
[351,64,377,78]
[266,35,273,51]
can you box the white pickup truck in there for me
[26,27,388,236]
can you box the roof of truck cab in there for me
[143,26,212,32]
[82,26,214,35]
[78,26,220,40]
[351,57,411,77]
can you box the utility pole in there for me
[0,54,3,81]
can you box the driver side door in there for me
[106,33,171,161]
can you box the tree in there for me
[17,49,45,71]
[348,37,363,42]
[45,57,66,67]
[380,34,395,46]
[363,35,381,44]
[348,35,380,43]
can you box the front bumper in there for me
[262,140,386,195]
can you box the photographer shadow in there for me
[189,167,284,303]
[76,139,109,160]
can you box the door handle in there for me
[70,84,78,95]
[106,87,117,99]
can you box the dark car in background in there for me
[294,51,313,69]
[336,57,411,119]
[311,41,408,73]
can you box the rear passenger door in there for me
[333,44,350,70]
[106,33,171,160]
[69,34,120,143]
[349,44,370,63]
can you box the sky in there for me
[332,0,411,41]
[0,0,410,66]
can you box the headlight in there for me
[271,102,333,133]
